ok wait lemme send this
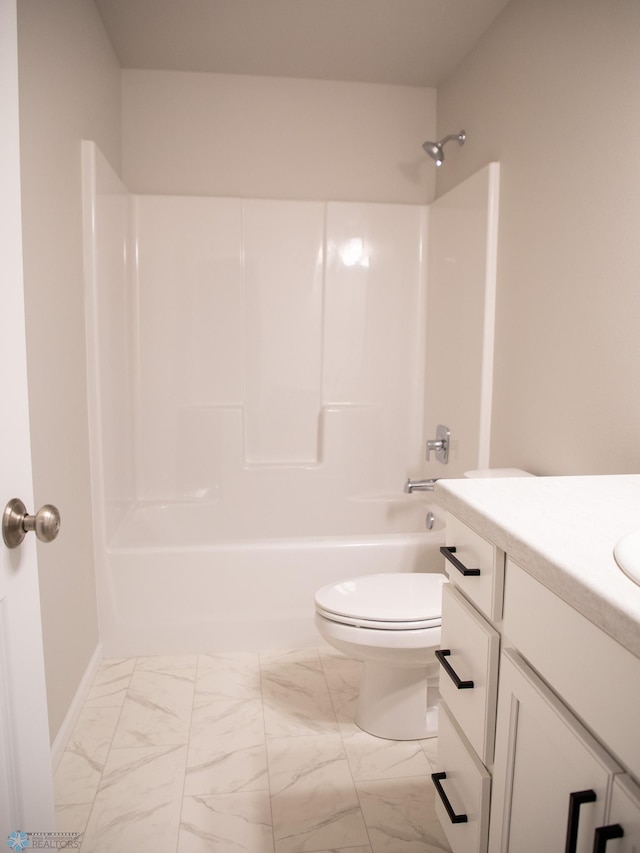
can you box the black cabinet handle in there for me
[593,824,624,852]
[431,772,468,824]
[565,789,596,853]
[440,546,481,577]
[435,649,474,689]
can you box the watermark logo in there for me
[7,834,29,851]
[7,833,80,850]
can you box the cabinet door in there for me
[489,650,620,853]
[503,558,640,782]
[594,775,640,852]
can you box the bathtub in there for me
[98,493,446,656]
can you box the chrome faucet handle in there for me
[425,425,450,464]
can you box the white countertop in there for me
[435,474,640,658]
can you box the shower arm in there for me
[439,132,465,148]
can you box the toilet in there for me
[315,572,446,740]
[314,468,534,741]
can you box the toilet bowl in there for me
[315,572,447,740]
[314,468,534,741]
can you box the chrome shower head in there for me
[422,130,466,166]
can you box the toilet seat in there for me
[315,604,440,630]
[315,573,446,630]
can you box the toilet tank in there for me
[464,468,535,478]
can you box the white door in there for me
[0,0,56,840]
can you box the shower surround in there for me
[82,142,448,655]
[83,142,499,655]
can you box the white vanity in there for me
[433,475,640,853]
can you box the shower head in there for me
[422,130,466,166]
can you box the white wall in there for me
[17,0,121,741]
[436,0,640,475]
[122,70,437,204]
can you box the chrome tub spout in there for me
[404,478,438,494]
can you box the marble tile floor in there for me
[54,648,452,853]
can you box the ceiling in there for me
[93,0,512,88]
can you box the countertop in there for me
[435,474,640,659]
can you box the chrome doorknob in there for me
[2,498,61,549]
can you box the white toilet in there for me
[314,468,534,741]
[315,572,447,740]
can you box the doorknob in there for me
[2,498,61,549]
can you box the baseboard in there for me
[50,643,103,772]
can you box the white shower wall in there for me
[422,163,500,478]
[83,142,135,544]
[84,142,428,539]
[135,196,427,502]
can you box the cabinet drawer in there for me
[444,513,505,622]
[438,584,500,765]
[503,559,640,781]
[434,701,491,853]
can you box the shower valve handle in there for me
[426,425,450,464]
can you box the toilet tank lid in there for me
[464,468,535,478]
[315,572,446,622]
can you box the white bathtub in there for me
[98,494,446,656]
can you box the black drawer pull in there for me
[565,789,596,853]
[440,546,481,577]
[431,772,468,824]
[435,649,474,689]
[593,824,624,852]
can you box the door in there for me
[0,0,56,839]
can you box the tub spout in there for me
[405,478,438,494]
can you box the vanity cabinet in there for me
[434,512,640,853]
